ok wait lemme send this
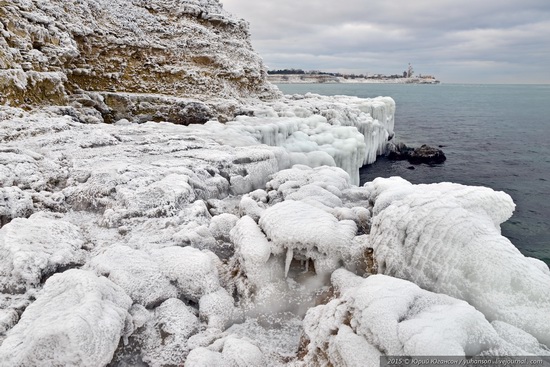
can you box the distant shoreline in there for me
[268,74,440,84]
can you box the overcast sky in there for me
[222,0,550,83]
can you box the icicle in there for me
[285,247,293,278]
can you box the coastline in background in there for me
[276,83,550,265]
[268,74,440,84]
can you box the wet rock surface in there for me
[388,142,446,164]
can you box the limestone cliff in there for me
[0,0,280,121]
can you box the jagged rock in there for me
[386,141,413,160]
[0,0,280,118]
[387,142,446,164]
[408,144,447,164]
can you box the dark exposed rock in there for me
[168,102,213,125]
[387,142,446,164]
[409,144,447,164]
[387,142,413,161]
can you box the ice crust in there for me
[0,269,132,367]
[0,187,33,226]
[0,212,87,293]
[260,200,357,276]
[299,270,550,366]
[367,177,550,347]
[0,102,548,365]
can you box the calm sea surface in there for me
[277,83,550,265]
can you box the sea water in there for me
[276,83,550,265]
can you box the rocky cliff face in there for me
[0,0,280,120]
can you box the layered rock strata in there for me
[0,0,280,120]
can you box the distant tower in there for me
[407,63,414,78]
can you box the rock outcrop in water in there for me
[388,142,446,164]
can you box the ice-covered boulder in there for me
[0,186,33,227]
[367,177,550,347]
[87,246,178,308]
[299,270,548,366]
[0,269,132,367]
[199,288,237,330]
[0,212,87,293]
[260,200,358,277]
[150,246,222,303]
[139,298,201,367]
[209,213,239,242]
[230,215,273,289]
[186,335,265,367]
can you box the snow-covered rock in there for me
[299,270,549,366]
[260,200,357,277]
[0,212,87,293]
[0,269,132,367]
[0,0,279,108]
[210,213,239,242]
[87,245,178,308]
[367,177,550,347]
[0,186,33,227]
[150,246,222,303]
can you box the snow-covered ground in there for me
[0,96,549,366]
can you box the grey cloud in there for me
[223,0,550,83]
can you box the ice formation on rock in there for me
[0,186,33,226]
[0,269,132,367]
[0,212,87,293]
[298,270,550,366]
[0,113,549,364]
[367,177,550,347]
[260,200,357,277]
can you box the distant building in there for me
[407,63,414,78]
